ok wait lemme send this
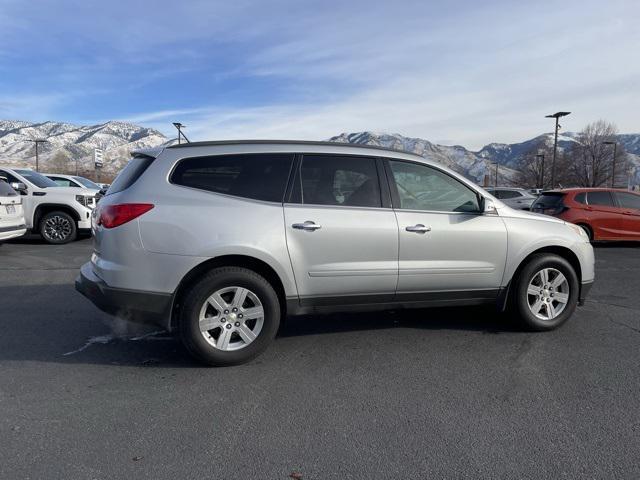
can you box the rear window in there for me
[0,179,17,196]
[532,193,565,209]
[107,156,155,195]
[586,191,613,207]
[170,153,295,203]
[616,192,640,210]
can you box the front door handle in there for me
[405,224,431,233]
[292,221,322,231]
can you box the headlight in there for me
[75,195,89,207]
[567,222,589,239]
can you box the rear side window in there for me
[107,156,155,195]
[532,193,565,209]
[574,192,586,204]
[0,179,17,196]
[616,192,640,210]
[586,191,613,207]
[290,155,382,208]
[171,153,294,203]
[499,190,521,199]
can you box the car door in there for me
[284,154,398,305]
[385,159,508,300]
[614,191,640,240]
[584,191,622,239]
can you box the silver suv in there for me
[76,141,595,366]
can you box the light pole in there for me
[172,122,190,144]
[545,112,570,188]
[536,153,545,189]
[28,139,48,172]
[603,141,617,188]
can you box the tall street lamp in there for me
[536,153,545,189]
[545,111,570,188]
[28,139,48,172]
[603,141,617,188]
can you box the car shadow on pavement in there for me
[0,283,525,368]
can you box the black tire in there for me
[179,266,281,366]
[513,253,579,331]
[576,223,593,242]
[40,211,77,244]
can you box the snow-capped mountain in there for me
[0,120,168,174]
[329,131,640,186]
[329,132,520,184]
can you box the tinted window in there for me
[73,176,100,189]
[532,193,565,209]
[171,153,294,203]
[107,156,155,195]
[574,192,586,204]
[290,155,381,208]
[586,191,613,207]
[14,169,58,188]
[0,179,17,196]
[616,192,640,210]
[50,177,75,187]
[499,190,522,199]
[389,160,479,212]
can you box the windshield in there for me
[14,169,58,188]
[73,176,100,189]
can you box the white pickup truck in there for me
[0,167,97,244]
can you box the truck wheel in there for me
[179,266,281,366]
[513,253,579,331]
[40,211,77,244]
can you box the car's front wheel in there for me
[513,253,579,331]
[40,211,77,244]
[179,266,281,366]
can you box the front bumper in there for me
[75,262,173,329]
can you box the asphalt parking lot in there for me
[1,237,639,479]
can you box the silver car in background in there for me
[485,187,538,210]
[76,141,595,366]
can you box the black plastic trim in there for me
[75,263,173,330]
[0,224,26,233]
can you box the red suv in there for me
[531,188,640,241]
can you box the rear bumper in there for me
[0,224,26,241]
[579,280,593,306]
[75,262,173,330]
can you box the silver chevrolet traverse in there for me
[76,141,595,366]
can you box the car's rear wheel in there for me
[179,266,280,366]
[513,253,579,331]
[40,211,77,244]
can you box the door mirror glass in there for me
[10,181,27,192]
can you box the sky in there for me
[0,0,638,150]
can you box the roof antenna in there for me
[172,122,190,144]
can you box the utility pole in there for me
[172,122,190,144]
[28,139,48,172]
[536,153,545,189]
[545,112,570,188]
[603,141,617,188]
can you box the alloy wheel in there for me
[198,286,265,351]
[526,267,570,320]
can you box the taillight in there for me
[97,203,154,229]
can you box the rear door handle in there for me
[292,221,322,231]
[405,224,431,233]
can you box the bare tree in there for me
[565,120,625,187]
[48,150,73,174]
[516,140,572,189]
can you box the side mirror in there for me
[482,197,498,214]
[10,181,27,193]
